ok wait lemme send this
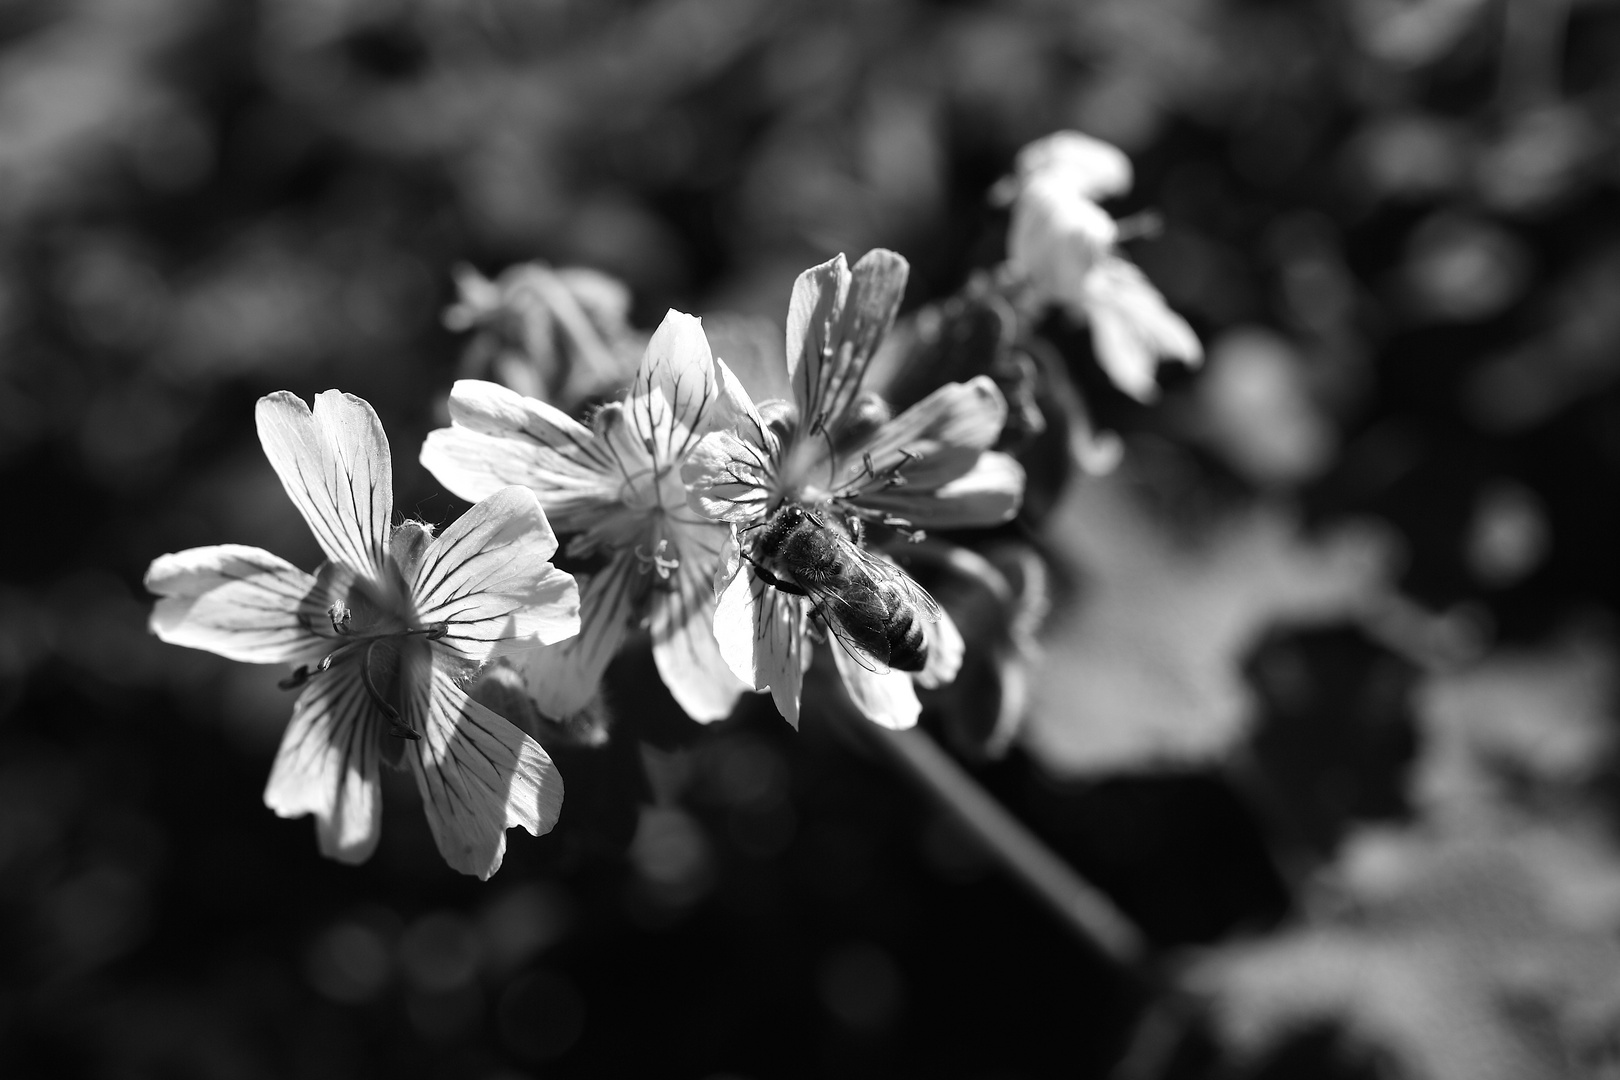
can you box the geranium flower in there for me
[682,250,1025,729]
[145,391,580,878]
[420,311,750,723]
[1001,130,1202,402]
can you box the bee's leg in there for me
[741,554,810,597]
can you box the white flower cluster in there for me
[143,129,1198,878]
[1000,131,1203,402]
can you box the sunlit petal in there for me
[830,638,921,730]
[521,551,641,718]
[855,451,1024,529]
[915,605,964,690]
[145,544,339,665]
[263,659,384,865]
[256,390,394,582]
[649,523,749,722]
[1014,130,1134,201]
[412,486,580,661]
[625,310,747,470]
[836,377,1009,498]
[406,651,564,879]
[1081,255,1203,403]
[421,380,619,530]
[719,569,809,728]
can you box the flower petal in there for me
[915,605,964,690]
[421,380,619,531]
[406,650,564,879]
[830,637,921,730]
[1009,175,1118,314]
[1014,130,1134,201]
[412,486,580,662]
[855,451,1025,529]
[256,390,394,582]
[263,659,383,865]
[623,310,746,469]
[787,250,909,436]
[520,551,641,718]
[649,522,748,722]
[714,562,809,726]
[683,429,777,525]
[836,376,1009,500]
[145,544,338,664]
[1081,255,1203,403]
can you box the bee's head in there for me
[757,502,805,556]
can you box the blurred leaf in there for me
[1165,822,1620,1080]
[1025,462,1398,775]
[1413,628,1617,820]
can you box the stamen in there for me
[278,666,312,690]
[633,538,681,579]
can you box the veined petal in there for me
[716,565,808,727]
[411,486,580,661]
[422,380,619,531]
[854,451,1025,529]
[649,522,748,722]
[256,391,393,582]
[263,658,384,865]
[830,639,921,730]
[683,429,777,525]
[145,544,337,665]
[624,310,747,471]
[836,376,1009,498]
[787,250,909,437]
[406,651,564,879]
[916,606,964,690]
[521,551,641,718]
[1081,255,1203,403]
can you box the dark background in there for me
[4,1,1620,1077]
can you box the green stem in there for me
[867,724,1148,969]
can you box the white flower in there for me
[682,250,1025,730]
[1002,130,1202,402]
[145,391,580,878]
[420,311,751,723]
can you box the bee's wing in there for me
[847,544,944,622]
[793,567,896,675]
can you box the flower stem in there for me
[866,724,1148,969]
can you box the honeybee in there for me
[746,502,941,672]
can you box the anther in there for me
[278,666,312,690]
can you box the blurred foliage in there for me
[5,0,1620,1077]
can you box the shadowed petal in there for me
[831,638,921,730]
[836,376,1010,498]
[521,551,641,718]
[422,380,619,531]
[256,391,393,582]
[146,544,338,665]
[263,658,383,865]
[649,523,749,722]
[788,250,909,436]
[406,652,564,879]
[855,451,1024,529]
[412,486,580,661]
[1082,255,1203,403]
